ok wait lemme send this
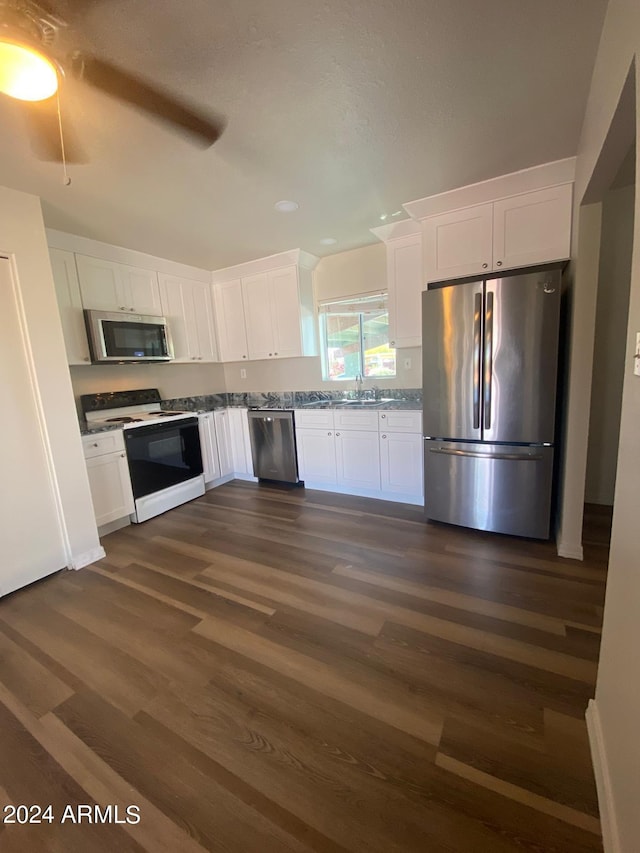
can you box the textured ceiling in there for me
[0,0,607,270]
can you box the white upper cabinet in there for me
[159,274,218,362]
[492,184,573,271]
[75,255,162,315]
[422,185,573,283]
[243,265,315,360]
[49,248,91,365]
[423,204,494,281]
[386,233,423,349]
[242,272,275,360]
[213,278,249,362]
[212,250,319,363]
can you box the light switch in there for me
[634,333,640,377]
[240,368,247,379]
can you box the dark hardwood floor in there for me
[0,482,608,851]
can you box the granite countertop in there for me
[288,400,422,411]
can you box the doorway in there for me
[582,65,636,555]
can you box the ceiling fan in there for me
[0,0,226,163]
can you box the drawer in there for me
[378,410,422,433]
[82,430,125,458]
[333,409,379,431]
[294,409,335,429]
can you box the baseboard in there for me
[557,540,584,560]
[68,545,106,571]
[98,516,131,537]
[586,699,620,852]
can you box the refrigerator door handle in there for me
[428,446,544,462]
[483,290,494,430]
[473,292,482,430]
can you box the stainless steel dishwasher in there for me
[247,409,300,483]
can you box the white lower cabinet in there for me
[82,432,134,528]
[213,410,234,477]
[198,412,221,484]
[334,429,381,491]
[227,407,254,478]
[296,428,337,484]
[294,408,423,504]
[380,432,424,499]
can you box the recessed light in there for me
[379,214,388,221]
[319,237,337,245]
[391,210,403,217]
[274,200,299,213]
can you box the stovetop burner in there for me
[105,416,144,423]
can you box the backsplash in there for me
[161,388,422,410]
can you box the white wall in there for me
[223,243,422,392]
[570,1,640,848]
[69,362,226,411]
[585,184,635,505]
[0,186,102,570]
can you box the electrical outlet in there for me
[240,368,247,379]
[634,332,640,377]
[403,357,412,370]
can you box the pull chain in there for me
[56,89,71,186]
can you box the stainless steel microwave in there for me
[84,310,174,364]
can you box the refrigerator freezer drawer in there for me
[424,441,554,539]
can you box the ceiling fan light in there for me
[0,40,58,101]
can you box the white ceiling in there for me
[0,0,607,270]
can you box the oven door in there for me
[124,418,203,499]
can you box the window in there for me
[319,293,396,380]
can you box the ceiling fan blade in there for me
[26,97,87,164]
[73,55,226,147]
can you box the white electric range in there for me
[82,389,205,522]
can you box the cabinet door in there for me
[296,428,337,484]
[228,408,252,475]
[213,410,233,476]
[190,281,218,361]
[85,451,134,526]
[76,255,123,311]
[198,413,221,483]
[493,184,572,271]
[213,279,249,362]
[335,429,381,490]
[386,236,423,348]
[49,248,91,365]
[269,266,302,358]
[159,274,192,362]
[380,432,423,497]
[423,204,493,282]
[243,272,274,360]
[120,265,162,315]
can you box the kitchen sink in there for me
[335,399,394,407]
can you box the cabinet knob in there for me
[119,305,126,310]
[382,434,387,439]
[390,341,395,347]
[242,355,247,359]
[482,263,488,269]
[327,431,332,436]
[269,353,272,357]
[92,442,99,447]
[198,356,203,360]
[381,414,386,419]
[84,357,90,362]
[121,453,126,458]
[496,261,503,267]
[129,308,135,312]
[336,432,341,436]
[274,352,278,356]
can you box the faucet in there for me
[355,372,363,398]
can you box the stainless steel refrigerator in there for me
[422,264,562,539]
